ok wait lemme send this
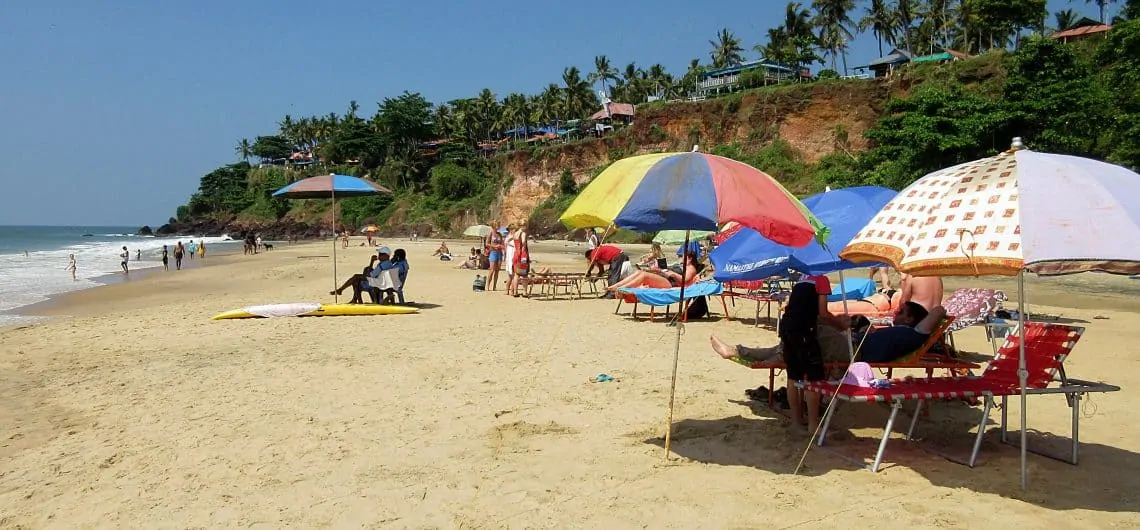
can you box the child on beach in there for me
[120,246,130,274]
[65,254,77,281]
[161,245,169,271]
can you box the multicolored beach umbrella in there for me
[272,173,391,199]
[559,152,828,247]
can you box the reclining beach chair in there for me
[801,322,1119,472]
[718,279,790,326]
[615,280,727,322]
[941,288,1008,354]
[732,317,974,410]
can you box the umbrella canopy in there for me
[711,186,897,281]
[841,150,1140,276]
[837,146,1140,490]
[272,174,391,199]
[463,224,494,238]
[653,229,714,245]
[559,152,827,247]
[360,225,380,233]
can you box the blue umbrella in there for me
[273,174,391,302]
[711,186,897,282]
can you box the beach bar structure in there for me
[696,60,800,98]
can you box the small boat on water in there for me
[81,233,93,237]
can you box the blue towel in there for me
[618,281,723,307]
[827,278,877,302]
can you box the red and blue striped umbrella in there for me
[559,152,827,247]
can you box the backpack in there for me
[472,274,486,291]
[685,295,709,319]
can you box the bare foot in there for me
[709,335,738,359]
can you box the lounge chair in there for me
[367,269,404,304]
[731,317,975,410]
[801,322,1119,472]
[718,279,791,326]
[941,287,1008,354]
[615,280,726,322]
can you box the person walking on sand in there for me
[174,241,184,270]
[187,241,197,260]
[161,245,169,271]
[120,246,130,274]
[65,253,77,281]
[198,240,206,259]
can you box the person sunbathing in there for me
[458,248,481,269]
[607,252,701,290]
[827,290,900,316]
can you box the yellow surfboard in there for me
[212,302,418,320]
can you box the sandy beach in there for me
[2,239,1138,528]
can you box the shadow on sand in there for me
[643,398,1140,512]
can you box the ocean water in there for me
[0,226,233,325]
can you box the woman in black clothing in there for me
[780,280,827,430]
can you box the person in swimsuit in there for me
[606,251,701,291]
[198,240,206,259]
[161,245,169,271]
[899,273,944,311]
[174,241,185,270]
[486,228,504,291]
[120,246,130,274]
[65,253,77,281]
[507,225,529,297]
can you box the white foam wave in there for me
[0,235,232,316]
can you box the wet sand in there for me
[1,239,1138,527]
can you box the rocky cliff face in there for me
[497,81,892,226]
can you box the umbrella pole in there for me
[1018,269,1028,490]
[332,191,339,304]
[663,229,691,459]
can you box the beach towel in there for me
[617,281,723,307]
[943,288,1007,332]
[827,278,878,302]
[243,302,322,318]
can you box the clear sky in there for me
[0,0,1110,226]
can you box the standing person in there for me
[65,253,77,281]
[187,241,197,260]
[485,227,505,291]
[341,230,350,248]
[255,235,263,252]
[136,249,142,261]
[781,275,849,431]
[585,227,600,251]
[120,246,130,274]
[174,241,185,270]
[507,224,530,297]
[161,245,169,271]
[503,225,517,294]
[198,240,206,259]
[390,248,411,304]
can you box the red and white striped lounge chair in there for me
[801,322,1119,472]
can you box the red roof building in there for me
[1052,24,1112,43]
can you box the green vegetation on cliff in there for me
[172,4,1140,237]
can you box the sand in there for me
[2,239,1138,528]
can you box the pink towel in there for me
[839,362,876,387]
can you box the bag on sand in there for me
[473,274,486,291]
[685,295,709,319]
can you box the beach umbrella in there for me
[273,174,392,302]
[711,186,897,282]
[463,224,494,238]
[360,224,381,233]
[559,150,828,458]
[839,141,1140,489]
[653,229,714,245]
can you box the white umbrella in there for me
[463,224,493,238]
[841,141,1140,489]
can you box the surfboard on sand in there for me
[212,302,418,320]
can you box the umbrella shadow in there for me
[649,399,1140,512]
[403,302,442,310]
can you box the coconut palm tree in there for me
[562,66,597,119]
[813,0,855,73]
[896,0,916,53]
[859,0,898,56]
[1054,8,1080,31]
[235,138,253,162]
[589,55,620,98]
[1086,0,1117,23]
[709,28,745,68]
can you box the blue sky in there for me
[0,0,1109,226]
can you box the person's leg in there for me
[349,282,364,304]
[332,274,366,295]
[787,377,804,425]
[396,288,405,304]
[488,260,500,291]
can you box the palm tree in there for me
[235,138,253,162]
[1086,0,1117,23]
[896,0,915,53]
[588,55,620,98]
[561,66,596,119]
[813,0,855,73]
[859,0,897,56]
[783,2,816,40]
[709,28,745,68]
[647,64,672,99]
[1054,8,1080,31]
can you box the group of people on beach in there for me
[478,222,532,297]
[67,240,207,280]
[332,245,411,304]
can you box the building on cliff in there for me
[1052,17,1112,44]
[861,48,914,78]
[695,60,801,98]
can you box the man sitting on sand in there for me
[433,241,452,261]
